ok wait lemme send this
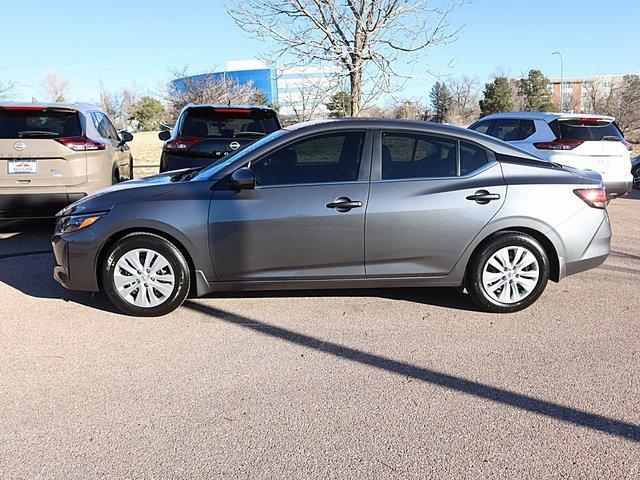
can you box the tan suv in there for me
[0,102,134,219]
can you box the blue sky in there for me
[2,0,639,103]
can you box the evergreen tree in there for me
[429,81,452,123]
[326,91,352,118]
[519,69,555,112]
[131,96,165,131]
[479,76,514,116]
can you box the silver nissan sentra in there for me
[52,119,611,316]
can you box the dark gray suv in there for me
[53,119,611,316]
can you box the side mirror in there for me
[120,131,134,143]
[158,130,171,141]
[228,167,255,190]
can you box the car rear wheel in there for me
[466,232,549,313]
[101,233,190,316]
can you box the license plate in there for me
[8,159,37,174]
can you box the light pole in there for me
[553,51,564,111]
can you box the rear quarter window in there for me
[0,109,81,139]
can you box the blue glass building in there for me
[172,68,278,105]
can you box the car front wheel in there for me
[101,233,190,316]
[466,232,550,313]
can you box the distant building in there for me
[549,74,626,113]
[172,60,338,120]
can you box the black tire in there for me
[112,168,120,185]
[101,233,190,317]
[466,232,550,313]
[129,156,135,180]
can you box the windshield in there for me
[192,129,288,180]
[0,109,81,138]
[181,108,280,139]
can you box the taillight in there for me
[574,188,607,209]
[164,136,201,151]
[534,139,584,150]
[55,135,105,151]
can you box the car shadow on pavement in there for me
[183,300,640,443]
[0,220,481,313]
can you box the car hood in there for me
[57,170,185,216]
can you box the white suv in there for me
[469,112,633,197]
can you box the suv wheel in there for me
[466,232,549,313]
[101,233,190,316]
[112,168,120,185]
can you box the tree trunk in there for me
[350,67,362,117]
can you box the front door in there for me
[365,131,506,276]
[210,130,371,281]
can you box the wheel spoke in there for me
[114,248,175,309]
[483,245,541,305]
[150,279,173,297]
[517,252,537,270]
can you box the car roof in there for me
[476,111,616,123]
[185,104,277,112]
[283,118,544,162]
[0,101,100,114]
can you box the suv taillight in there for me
[534,139,584,151]
[55,135,105,151]
[574,188,607,209]
[164,136,201,151]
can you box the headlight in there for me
[55,213,104,235]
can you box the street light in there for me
[553,51,564,111]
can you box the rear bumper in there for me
[0,193,86,219]
[564,214,612,277]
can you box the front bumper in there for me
[0,193,86,219]
[52,229,102,292]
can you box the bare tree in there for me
[227,0,466,117]
[387,99,427,120]
[0,79,17,100]
[277,67,341,123]
[166,67,264,123]
[582,79,607,114]
[99,83,138,129]
[42,72,70,102]
[445,75,479,125]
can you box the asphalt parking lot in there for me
[1,191,639,479]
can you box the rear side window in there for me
[91,112,119,140]
[182,108,280,139]
[0,109,81,139]
[551,119,624,141]
[460,142,489,175]
[486,119,536,141]
[382,133,457,179]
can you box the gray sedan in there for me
[52,119,611,316]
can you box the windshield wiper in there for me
[18,130,60,138]
[235,131,266,137]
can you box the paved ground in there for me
[1,191,639,479]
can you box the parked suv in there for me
[0,102,134,219]
[158,104,281,172]
[469,112,633,197]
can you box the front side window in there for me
[251,132,365,186]
[382,133,457,180]
[92,112,119,140]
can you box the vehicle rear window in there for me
[0,109,82,139]
[552,119,623,141]
[181,108,280,139]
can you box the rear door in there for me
[365,131,506,276]
[0,107,86,188]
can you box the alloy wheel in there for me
[481,246,540,304]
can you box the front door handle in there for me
[466,190,501,205]
[326,196,363,212]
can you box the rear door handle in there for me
[326,196,363,212]
[466,190,501,204]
